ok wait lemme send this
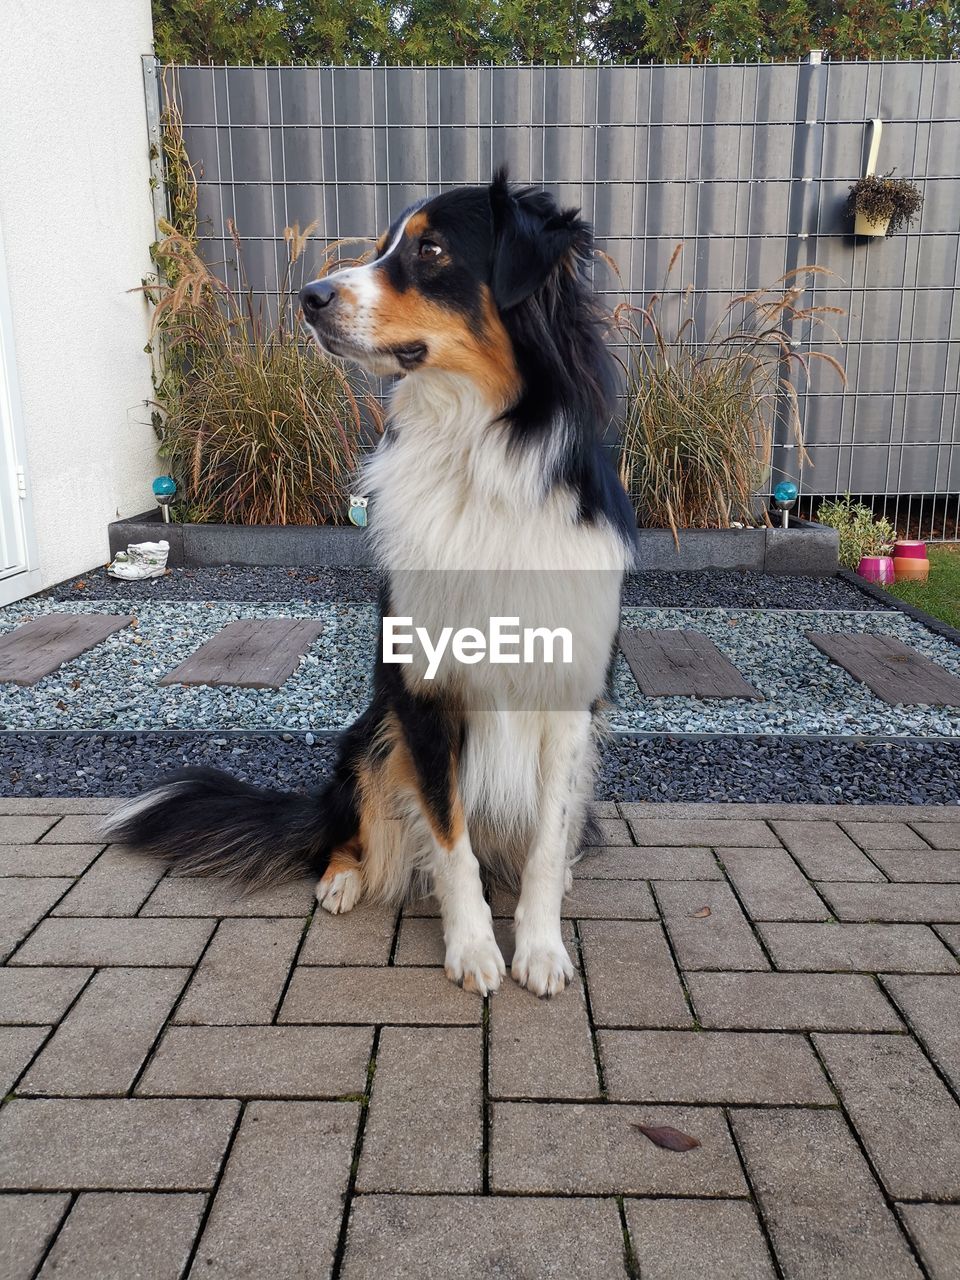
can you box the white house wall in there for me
[0,0,158,592]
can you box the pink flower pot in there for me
[893,540,927,560]
[857,555,895,586]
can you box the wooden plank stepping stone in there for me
[807,632,960,706]
[0,614,134,686]
[619,628,762,700]
[160,619,324,689]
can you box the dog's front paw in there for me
[316,866,362,915]
[512,936,575,997]
[444,932,506,996]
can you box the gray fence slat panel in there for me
[168,60,960,534]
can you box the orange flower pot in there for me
[893,556,930,583]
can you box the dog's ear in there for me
[488,167,585,311]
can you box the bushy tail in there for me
[103,768,331,892]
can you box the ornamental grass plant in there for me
[143,220,375,526]
[616,248,845,542]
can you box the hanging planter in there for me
[847,175,923,238]
[846,118,923,239]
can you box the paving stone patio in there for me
[1,797,960,1278]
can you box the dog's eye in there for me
[418,240,443,260]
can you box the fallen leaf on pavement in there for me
[691,906,711,918]
[632,1124,701,1152]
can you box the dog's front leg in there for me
[428,826,504,996]
[512,711,591,996]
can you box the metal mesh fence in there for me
[157,58,960,540]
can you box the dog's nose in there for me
[299,280,337,321]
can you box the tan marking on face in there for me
[369,280,520,410]
[404,210,431,240]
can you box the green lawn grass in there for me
[884,546,960,630]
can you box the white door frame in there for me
[0,210,41,606]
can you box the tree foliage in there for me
[153,0,960,63]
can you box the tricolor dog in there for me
[108,170,636,998]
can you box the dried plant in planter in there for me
[143,221,378,526]
[846,174,923,234]
[615,248,845,542]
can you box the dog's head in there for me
[299,169,592,409]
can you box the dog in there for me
[106,170,636,997]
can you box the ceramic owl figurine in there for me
[348,495,368,528]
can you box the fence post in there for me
[142,54,168,241]
[771,49,828,503]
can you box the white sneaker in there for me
[107,540,170,580]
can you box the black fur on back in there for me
[487,168,637,544]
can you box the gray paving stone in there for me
[11,916,215,967]
[173,918,303,1025]
[138,1025,372,1098]
[280,967,482,1025]
[655,881,770,970]
[601,1029,833,1104]
[819,882,960,922]
[0,799,116,815]
[38,1192,205,1280]
[730,1108,921,1280]
[625,1198,775,1280]
[0,1025,48,1095]
[0,967,91,1025]
[897,1204,960,1280]
[1,878,74,961]
[814,1032,960,1200]
[341,1195,628,1280]
[911,822,960,851]
[402,894,440,917]
[358,1027,482,1192]
[0,1098,239,1190]
[0,844,102,877]
[20,968,188,1096]
[490,955,599,1098]
[576,845,720,879]
[882,974,960,1091]
[0,815,60,843]
[626,818,778,847]
[393,915,446,964]
[53,850,166,917]
[491,1103,747,1196]
[593,818,633,845]
[299,901,397,965]
[937,924,960,957]
[492,879,656,920]
[687,971,903,1031]
[867,848,960,882]
[840,820,928,850]
[39,815,108,844]
[188,1102,357,1279]
[770,820,885,881]
[578,920,691,1028]
[759,922,959,973]
[590,802,620,818]
[0,1193,69,1280]
[719,847,830,921]
[140,874,313,917]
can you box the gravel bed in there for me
[2,598,958,738]
[48,565,886,611]
[2,731,958,804]
[46,565,381,603]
